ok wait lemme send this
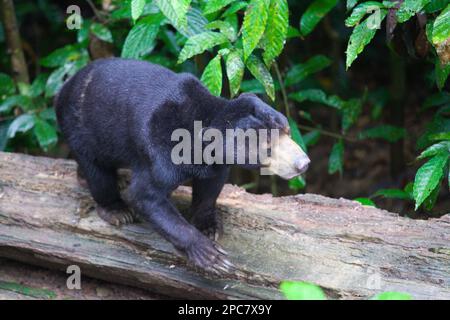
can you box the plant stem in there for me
[0,0,29,83]
[297,124,358,143]
[273,62,290,118]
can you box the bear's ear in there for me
[252,101,289,132]
[237,92,258,99]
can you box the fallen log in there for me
[0,151,449,299]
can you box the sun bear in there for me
[55,58,310,273]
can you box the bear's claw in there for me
[97,207,136,226]
[192,211,223,241]
[186,236,235,274]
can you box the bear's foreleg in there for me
[191,167,229,241]
[128,170,233,273]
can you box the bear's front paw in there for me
[191,210,223,241]
[185,235,234,274]
[97,204,137,227]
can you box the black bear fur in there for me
[55,58,290,272]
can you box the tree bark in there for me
[0,152,449,299]
[0,0,29,83]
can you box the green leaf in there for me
[204,0,236,14]
[154,0,191,32]
[346,9,387,69]
[280,281,326,300]
[0,95,32,113]
[288,117,307,152]
[121,14,164,59]
[29,74,48,98]
[39,108,57,122]
[262,0,289,66]
[289,89,343,109]
[435,58,450,90]
[347,0,359,10]
[430,132,450,141]
[90,23,113,43]
[285,55,332,86]
[240,79,265,93]
[432,4,450,44]
[425,0,448,13]
[131,0,146,22]
[422,92,450,109]
[77,20,90,44]
[200,55,223,96]
[225,49,245,97]
[40,45,81,68]
[303,130,321,146]
[373,188,413,200]
[397,0,432,23]
[288,176,306,190]
[354,197,376,206]
[177,31,229,64]
[413,153,448,210]
[7,114,35,138]
[45,65,70,98]
[300,0,339,36]
[341,98,362,132]
[359,125,406,143]
[372,292,412,300]
[328,139,344,175]
[33,116,58,151]
[0,120,11,151]
[345,1,385,27]
[184,7,209,37]
[245,54,275,100]
[242,0,270,61]
[418,141,450,159]
[417,116,450,150]
[422,181,442,211]
[222,1,248,17]
[287,26,301,38]
[205,20,237,42]
[0,280,57,299]
[0,73,15,97]
[368,88,389,119]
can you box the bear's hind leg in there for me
[76,158,136,226]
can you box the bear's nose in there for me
[295,157,310,174]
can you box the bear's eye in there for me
[284,127,291,136]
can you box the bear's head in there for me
[210,93,310,180]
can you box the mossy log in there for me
[0,152,449,299]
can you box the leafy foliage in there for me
[285,55,332,86]
[0,0,448,214]
[246,55,275,101]
[413,153,448,210]
[280,281,326,300]
[300,0,339,36]
[122,14,164,59]
[262,0,289,66]
[346,9,388,68]
[280,280,412,300]
[396,0,431,23]
[328,139,344,175]
[359,125,406,143]
[372,292,412,300]
[154,0,191,32]
[178,31,229,63]
[225,49,245,97]
[200,54,223,96]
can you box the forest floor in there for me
[0,258,162,300]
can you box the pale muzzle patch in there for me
[261,134,310,180]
